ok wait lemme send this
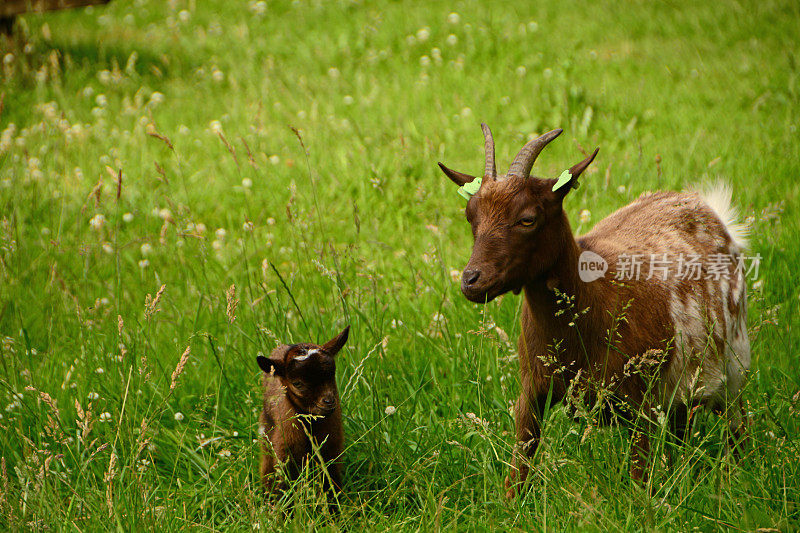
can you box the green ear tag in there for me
[457,177,482,200]
[552,169,572,192]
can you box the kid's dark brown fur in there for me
[257,326,349,502]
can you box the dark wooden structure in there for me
[1,0,111,33]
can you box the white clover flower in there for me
[384,405,396,416]
[99,412,112,422]
[419,55,431,67]
[138,259,150,269]
[209,120,223,133]
[178,125,190,135]
[460,107,472,118]
[447,12,460,24]
[212,69,224,82]
[752,279,764,291]
[405,35,417,46]
[195,223,207,234]
[343,95,354,105]
[150,91,165,104]
[102,242,114,254]
[327,67,340,78]
[82,86,94,98]
[174,412,184,421]
[449,269,460,283]
[617,185,626,194]
[41,227,50,236]
[140,243,153,256]
[89,214,106,230]
[528,21,539,32]
[178,9,190,22]
[212,240,223,250]
[543,68,553,79]
[269,155,280,165]
[243,221,254,232]
[446,34,458,46]
[251,1,267,15]
[516,66,527,77]
[215,228,227,240]
[579,209,591,224]
[122,212,134,223]
[3,53,14,65]
[242,177,252,189]
[232,431,239,437]
[95,94,107,107]
[416,27,430,42]
[266,217,275,226]
[218,449,231,457]
[95,367,105,374]
[158,208,172,221]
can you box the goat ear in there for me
[257,355,285,377]
[438,162,477,187]
[553,147,599,200]
[322,325,350,356]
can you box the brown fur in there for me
[440,128,749,496]
[257,326,349,501]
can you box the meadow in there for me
[0,0,798,530]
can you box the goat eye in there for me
[291,381,305,389]
[519,217,536,227]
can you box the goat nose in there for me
[463,269,481,287]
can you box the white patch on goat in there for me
[696,181,749,249]
[724,281,750,399]
[294,348,319,362]
[667,292,725,404]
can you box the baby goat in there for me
[439,124,750,494]
[257,326,349,500]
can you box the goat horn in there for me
[480,123,497,179]
[506,128,563,179]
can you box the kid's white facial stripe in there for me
[294,349,319,362]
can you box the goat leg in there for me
[629,417,652,484]
[505,391,554,498]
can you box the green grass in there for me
[1,0,799,530]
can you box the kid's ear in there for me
[322,325,350,356]
[256,355,285,376]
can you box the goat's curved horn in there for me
[506,128,563,179]
[481,123,497,179]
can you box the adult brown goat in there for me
[439,124,750,496]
